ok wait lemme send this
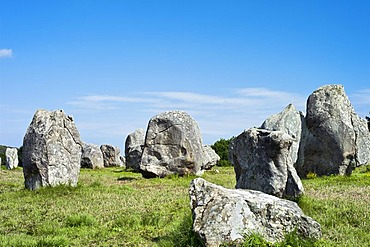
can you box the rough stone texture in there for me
[230,128,304,199]
[81,143,104,169]
[261,104,303,165]
[23,109,82,190]
[140,111,207,178]
[189,178,321,246]
[100,144,124,167]
[120,156,126,167]
[125,128,145,171]
[297,84,370,177]
[202,145,220,170]
[5,147,19,169]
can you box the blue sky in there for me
[1,0,369,150]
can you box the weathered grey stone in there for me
[120,156,126,167]
[297,84,370,177]
[81,143,104,169]
[140,111,206,178]
[23,109,82,190]
[125,128,145,171]
[261,104,303,165]
[230,128,304,199]
[100,144,124,167]
[202,145,220,170]
[6,147,18,169]
[189,178,321,246]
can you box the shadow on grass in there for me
[117,177,137,182]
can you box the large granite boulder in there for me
[261,104,304,165]
[297,84,370,176]
[81,143,104,169]
[202,145,220,170]
[23,109,82,190]
[100,144,124,167]
[125,128,145,171]
[230,128,304,199]
[140,111,207,178]
[189,178,321,246]
[5,147,19,169]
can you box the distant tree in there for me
[211,138,234,166]
[366,112,370,132]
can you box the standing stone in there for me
[125,128,145,172]
[297,84,370,177]
[81,143,104,169]
[202,145,220,170]
[23,109,82,190]
[140,111,205,178]
[100,144,124,167]
[189,178,321,246]
[6,147,19,169]
[261,104,304,165]
[230,128,304,199]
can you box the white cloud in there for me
[0,49,13,58]
[349,89,370,117]
[67,88,307,146]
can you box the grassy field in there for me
[0,165,369,246]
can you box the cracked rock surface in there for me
[230,128,304,199]
[140,111,214,178]
[81,142,104,169]
[297,84,370,176]
[125,128,145,172]
[189,178,321,246]
[23,109,82,190]
[100,144,124,167]
[261,103,304,167]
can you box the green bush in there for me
[211,138,234,166]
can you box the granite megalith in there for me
[189,178,321,246]
[297,84,370,177]
[125,128,145,172]
[261,103,304,166]
[230,128,304,199]
[22,109,82,190]
[6,147,19,169]
[81,143,104,169]
[100,144,124,167]
[140,111,211,178]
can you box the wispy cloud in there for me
[349,89,370,117]
[67,88,307,146]
[0,49,13,58]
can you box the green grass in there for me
[0,165,369,246]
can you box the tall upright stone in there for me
[5,147,19,169]
[261,104,304,165]
[230,128,304,199]
[297,85,370,176]
[23,109,82,190]
[140,111,206,178]
[125,128,145,172]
